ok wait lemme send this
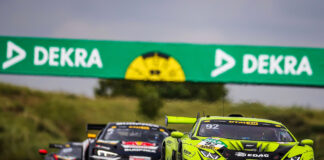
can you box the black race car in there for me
[39,142,84,160]
[86,122,170,160]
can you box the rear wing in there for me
[86,124,106,132]
[165,116,197,126]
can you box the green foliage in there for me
[137,85,163,119]
[95,79,227,101]
[95,79,137,97]
[95,79,227,118]
[0,82,324,159]
[266,112,311,138]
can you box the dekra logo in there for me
[211,49,313,77]
[2,41,103,70]
[2,41,26,70]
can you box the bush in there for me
[266,113,311,139]
[95,79,227,102]
[137,85,163,119]
[95,79,227,119]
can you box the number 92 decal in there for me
[206,124,219,129]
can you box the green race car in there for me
[162,115,314,160]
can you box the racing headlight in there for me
[56,155,77,160]
[285,155,301,160]
[97,150,118,157]
[200,150,220,159]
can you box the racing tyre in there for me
[161,143,166,160]
[172,150,176,160]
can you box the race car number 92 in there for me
[206,124,219,129]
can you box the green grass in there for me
[0,82,323,159]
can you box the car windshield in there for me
[101,128,168,143]
[197,122,295,142]
[58,147,82,158]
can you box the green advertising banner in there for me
[1,36,324,86]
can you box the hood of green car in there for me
[184,137,303,160]
[192,137,296,151]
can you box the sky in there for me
[0,0,324,108]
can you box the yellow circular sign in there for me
[125,52,185,82]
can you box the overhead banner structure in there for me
[0,36,324,86]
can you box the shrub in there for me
[137,85,163,119]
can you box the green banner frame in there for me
[1,36,324,86]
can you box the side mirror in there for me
[171,131,184,139]
[88,133,97,139]
[300,139,314,146]
[38,149,48,155]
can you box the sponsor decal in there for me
[123,141,155,146]
[211,49,313,77]
[242,54,312,76]
[235,152,246,157]
[1,37,322,87]
[211,49,235,77]
[122,141,158,153]
[201,150,220,159]
[2,41,103,69]
[196,138,227,150]
[33,46,102,68]
[242,143,258,151]
[235,152,270,158]
[228,121,259,125]
[206,124,220,130]
[129,126,150,130]
[2,41,26,70]
[95,144,111,151]
[245,144,255,148]
[242,143,257,149]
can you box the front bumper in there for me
[90,155,121,160]
[90,155,152,160]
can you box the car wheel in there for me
[172,150,177,160]
[161,143,166,160]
